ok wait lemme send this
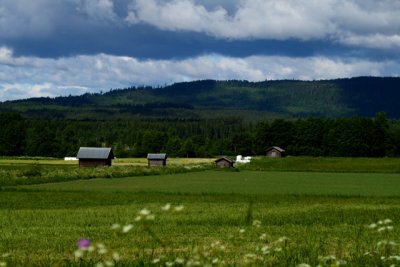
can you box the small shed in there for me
[266,146,285,157]
[147,153,167,167]
[215,156,234,168]
[76,147,114,167]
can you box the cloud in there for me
[125,0,400,49]
[1,46,399,101]
[76,0,117,22]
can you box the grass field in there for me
[1,157,400,266]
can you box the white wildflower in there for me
[378,220,384,225]
[111,223,121,230]
[134,216,142,222]
[275,247,282,252]
[87,246,95,252]
[74,250,83,259]
[98,248,108,254]
[378,227,386,232]
[252,220,262,227]
[368,223,377,229]
[122,224,133,233]
[1,254,9,258]
[387,226,394,231]
[95,262,104,267]
[174,205,184,212]
[166,261,174,266]
[152,258,161,264]
[261,245,270,254]
[259,233,267,240]
[112,252,120,261]
[297,264,311,267]
[96,243,105,249]
[384,219,393,224]
[105,261,114,267]
[239,228,246,234]
[139,208,151,216]
[212,258,219,264]
[0,262,6,267]
[162,203,171,211]
[175,257,185,264]
[278,236,289,243]
[146,214,156,221]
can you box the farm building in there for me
[76,147,114,167]
[147,153,167,167]
[215,157,234,168]
[266,146,285,157]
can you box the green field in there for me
[1,157,400,266]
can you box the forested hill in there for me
[1,76,400,120]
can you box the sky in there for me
[1,0,400,101]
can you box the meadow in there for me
[1,157,400,266]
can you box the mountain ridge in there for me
[1,76,400,120]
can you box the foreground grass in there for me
[1,158,400,266]
[1,190,400,266]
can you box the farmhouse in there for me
[76,147,114,167]
[147,153,167,167]
[215,156,234,168]
[266,146,285,157]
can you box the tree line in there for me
[1,112,399,158]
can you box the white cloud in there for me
[76,0,117,22]
[1,46,399,101]
[125,0,400,48]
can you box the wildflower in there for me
[277,236,289,243]
[139,208,151,216]
[152,258,161,264]
[1,254,9,258]
[174,205,184,212]
[297,264,311,267]
[122,224,133,233]
[162,203,171,211]
[274,247,282,252]
[212,258,219,264]
[95,262,105,267]
[76,239,90,249]
[0,262,6,267]
[166,261,174,266]
[252,220,262,227]
[146,214,156,221]
[74,249,84,259]
[368,223,377,229]
[175,257,185,264]
[384,219,393,224]
[259,233,267,240]
[98,248,108,254]
[239,228,246,234]
[111,223,121,230]
[261,245,270,254]
[134,216,142,222]
[104,260,114,267]
[112,252,120,261]
[87,246,95,252]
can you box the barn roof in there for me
[76,147,114,159]
[215,156,234,163]
[266,146,285,152]
[147,153,167,160]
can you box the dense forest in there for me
[1,77,400,120]
[1,112,400,158]
[1,77,400,158]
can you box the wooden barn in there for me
[76,147,114,167]
[215,156,234,168]
[147,153,167,167]
[266,146,285,157]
